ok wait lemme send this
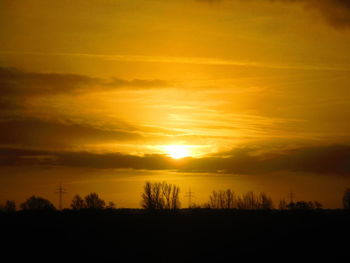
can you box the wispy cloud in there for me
[0,66,171,98]
[1,51,349,71]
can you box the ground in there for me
[1,210,349,262]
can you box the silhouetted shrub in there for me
[20,196,55,211]
[0,200,16,212]
[4,200,16,212]
[106,201,116,209]
[141,181,180,211]
[314,201,323,210]
[287,201,321,211]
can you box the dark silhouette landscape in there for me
[1,183,350,262]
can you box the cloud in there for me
[0,66,172,122]
[283,0,350,29]
[0,66,171,99]
[1,144,349,174]
[0,118,143,148]
[0,67,99,96]
[0,148,173,169]
[0,67,175,150]
[186,145,350,174]
[196,0,350,29]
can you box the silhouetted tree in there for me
[209,189,236,209]
[342,188,350,210]
[141,181,180,211]
[208,190,274,210]
[71,195,85,210]
[279,199,288,210]
[209,190,220,209]
[20,196,55,211]
[141,182,163,210]
[4,200,16,212]
[162,182,180,210]
[258,192,274,210]
[84,193,106,209]
[169,184,180,210]
[237,192,259,209]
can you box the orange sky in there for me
[1,0,350,208]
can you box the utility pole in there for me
[185,188,194,208]
[55,183,67,210]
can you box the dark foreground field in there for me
[1,210,350,262]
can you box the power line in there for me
[185,188,194,208]
[55,183,67,210]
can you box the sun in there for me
[164,145,191,159]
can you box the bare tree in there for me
[237,192,259,210]
[71,195,85,210]
[208,190,274,210]
[279,199,288,210]
[84,193,106,210]
[141,182,164,210]
[209,190,220,209]
[141,181,180,211]
[209,189,236,209]
[236,196,244,209]
[244,191,259,209]
[20,196,55,211]
[162,182,172,209]
[141,182,155,210]
[170,184,181,210]
[258,192,274,210]
[343,188,350,210]
[225,189,235,209]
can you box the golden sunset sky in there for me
[1,0,350,208]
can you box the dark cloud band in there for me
[0,118,143,148]
[1,144,349,174]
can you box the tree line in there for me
[0,193,114,212]
[1,182,350,212]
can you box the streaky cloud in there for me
[1,52,348,71]
[0,66,172,98]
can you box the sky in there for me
[1,0,350,208]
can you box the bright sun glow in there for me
[164,145,191,159]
